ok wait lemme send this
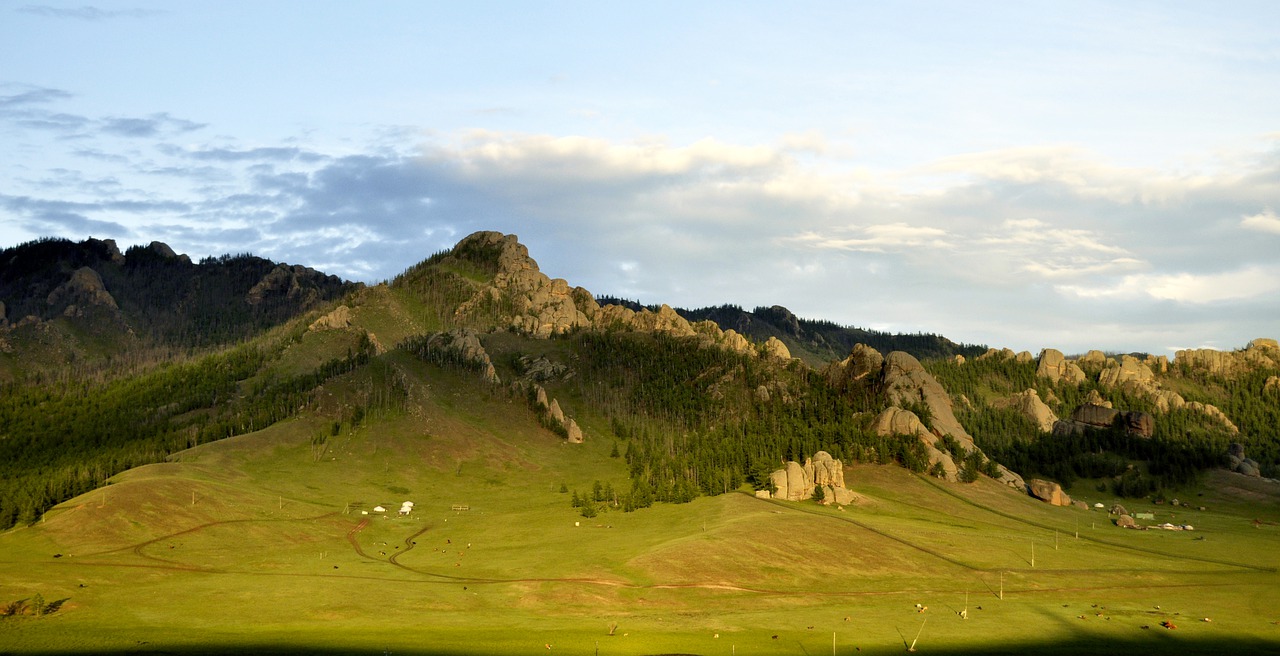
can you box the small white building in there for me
[373,505,386,513]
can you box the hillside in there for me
[0,236,355,381]
[1,230,1278,653]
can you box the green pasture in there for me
[2,363,1278,655]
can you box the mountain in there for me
[674,303,985,366]
[2,230,1280,654]
[0,236,355,381]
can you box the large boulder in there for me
[994,389,1058,432]
[1027,479,1072,506]
[881,351,972,449]
[1036,348,1087,385]
[309,305,352,331]
[1098,355,1156,389]
[764,452,856,504]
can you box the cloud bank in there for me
[1,94,1277,354]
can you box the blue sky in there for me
[2,1,1278,354]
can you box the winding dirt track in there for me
[35,487,1271,599]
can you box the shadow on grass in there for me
[8,636,1280,656]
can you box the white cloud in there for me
[1241,208,1280,234]
[789,223,951,253]
[1058,265,1280,303]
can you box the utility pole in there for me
[999,571,1004,600]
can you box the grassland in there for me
[2,361,1279,655]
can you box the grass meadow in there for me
[2,363,1278,655]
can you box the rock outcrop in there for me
[764,451,856,505]
[1227,443,1261,477]
[531,386,584,443]
[993,389,1058,432]
[1097,355,1156,389]
[881,351,972,449]
[46,266,119,318]
[422,328,500,384]
[1175,339,1279,377]
[1053,402,1153,438]
[309,305,352,331]
[873,406,958,481]
[1036,348,1087,385]
[1027,479,1072,506]
[451,231,596,337]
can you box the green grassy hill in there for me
[2,230,1279,654]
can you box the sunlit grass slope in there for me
[2,351,1278,655]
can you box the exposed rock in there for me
[595,303,697,337]
[1056,402,1153,438]
[1027,479,1072,506]
[978,347,1016,361]
[425,328,500,384]
[764,451,856,504]
[1079,350,1109,367]
[1072,500,1089,511]
[881,351,972,449]
[1175,339,1280,377]
[1226,443,1260,476]
[1098,355,1156,389]
[1110,503,1129,516]
[247,264,327,307]
[872,407,958,482]
[564,417,584,444]
[1084,389,1112,408]
[548,398,565,426]
[1264,375,1280,394]
[1015,351,1034,363]
[994,389,1058,432]
[518,355,569,382]
[534,385,549,411]
[1146,354,1169,373]
[47,266,118,311]
[101,238,125,264]
[451,232,594,337]
[952,355,966,365]
[1116,514,1137,528]
[762,336,792,360]
[1185,401,1239,434]
[1149,389,1186,413]
[824,344,884,389]
[1036,349,1087,385]
[148,241,180,259]
[309,305,352,331]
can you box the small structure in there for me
[399,501,414,517]
[372,505,386,513]
[1136,512,1155,520]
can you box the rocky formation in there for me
[993,389,1058,432]
[531,385,583,443]
[1053,403,1154,438]
[451,231,596,337]
[762,336,791,360]
[1027,479,1072,506]
[1227,443,1261,477]
[873,407,959,481]
[441,232,797,366]
[308,305,352,331]
[1175,339,1279,377]
[46,266,120,318]
[882,351,973,450]
[1265,376,1280,395]
[832,345,1024,489]
[1186,401,1239,434]
[247,264,333,307]
[762,451,857,505]
[1097,355,1156,389]
[422,328,500,384]
[977,347,1033,362]
[1036,349,1086,385]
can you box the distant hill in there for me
[0,236,356,379]
[2,230,1277,534]
[673,303,986,365]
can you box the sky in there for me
[2,1,1278,355]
